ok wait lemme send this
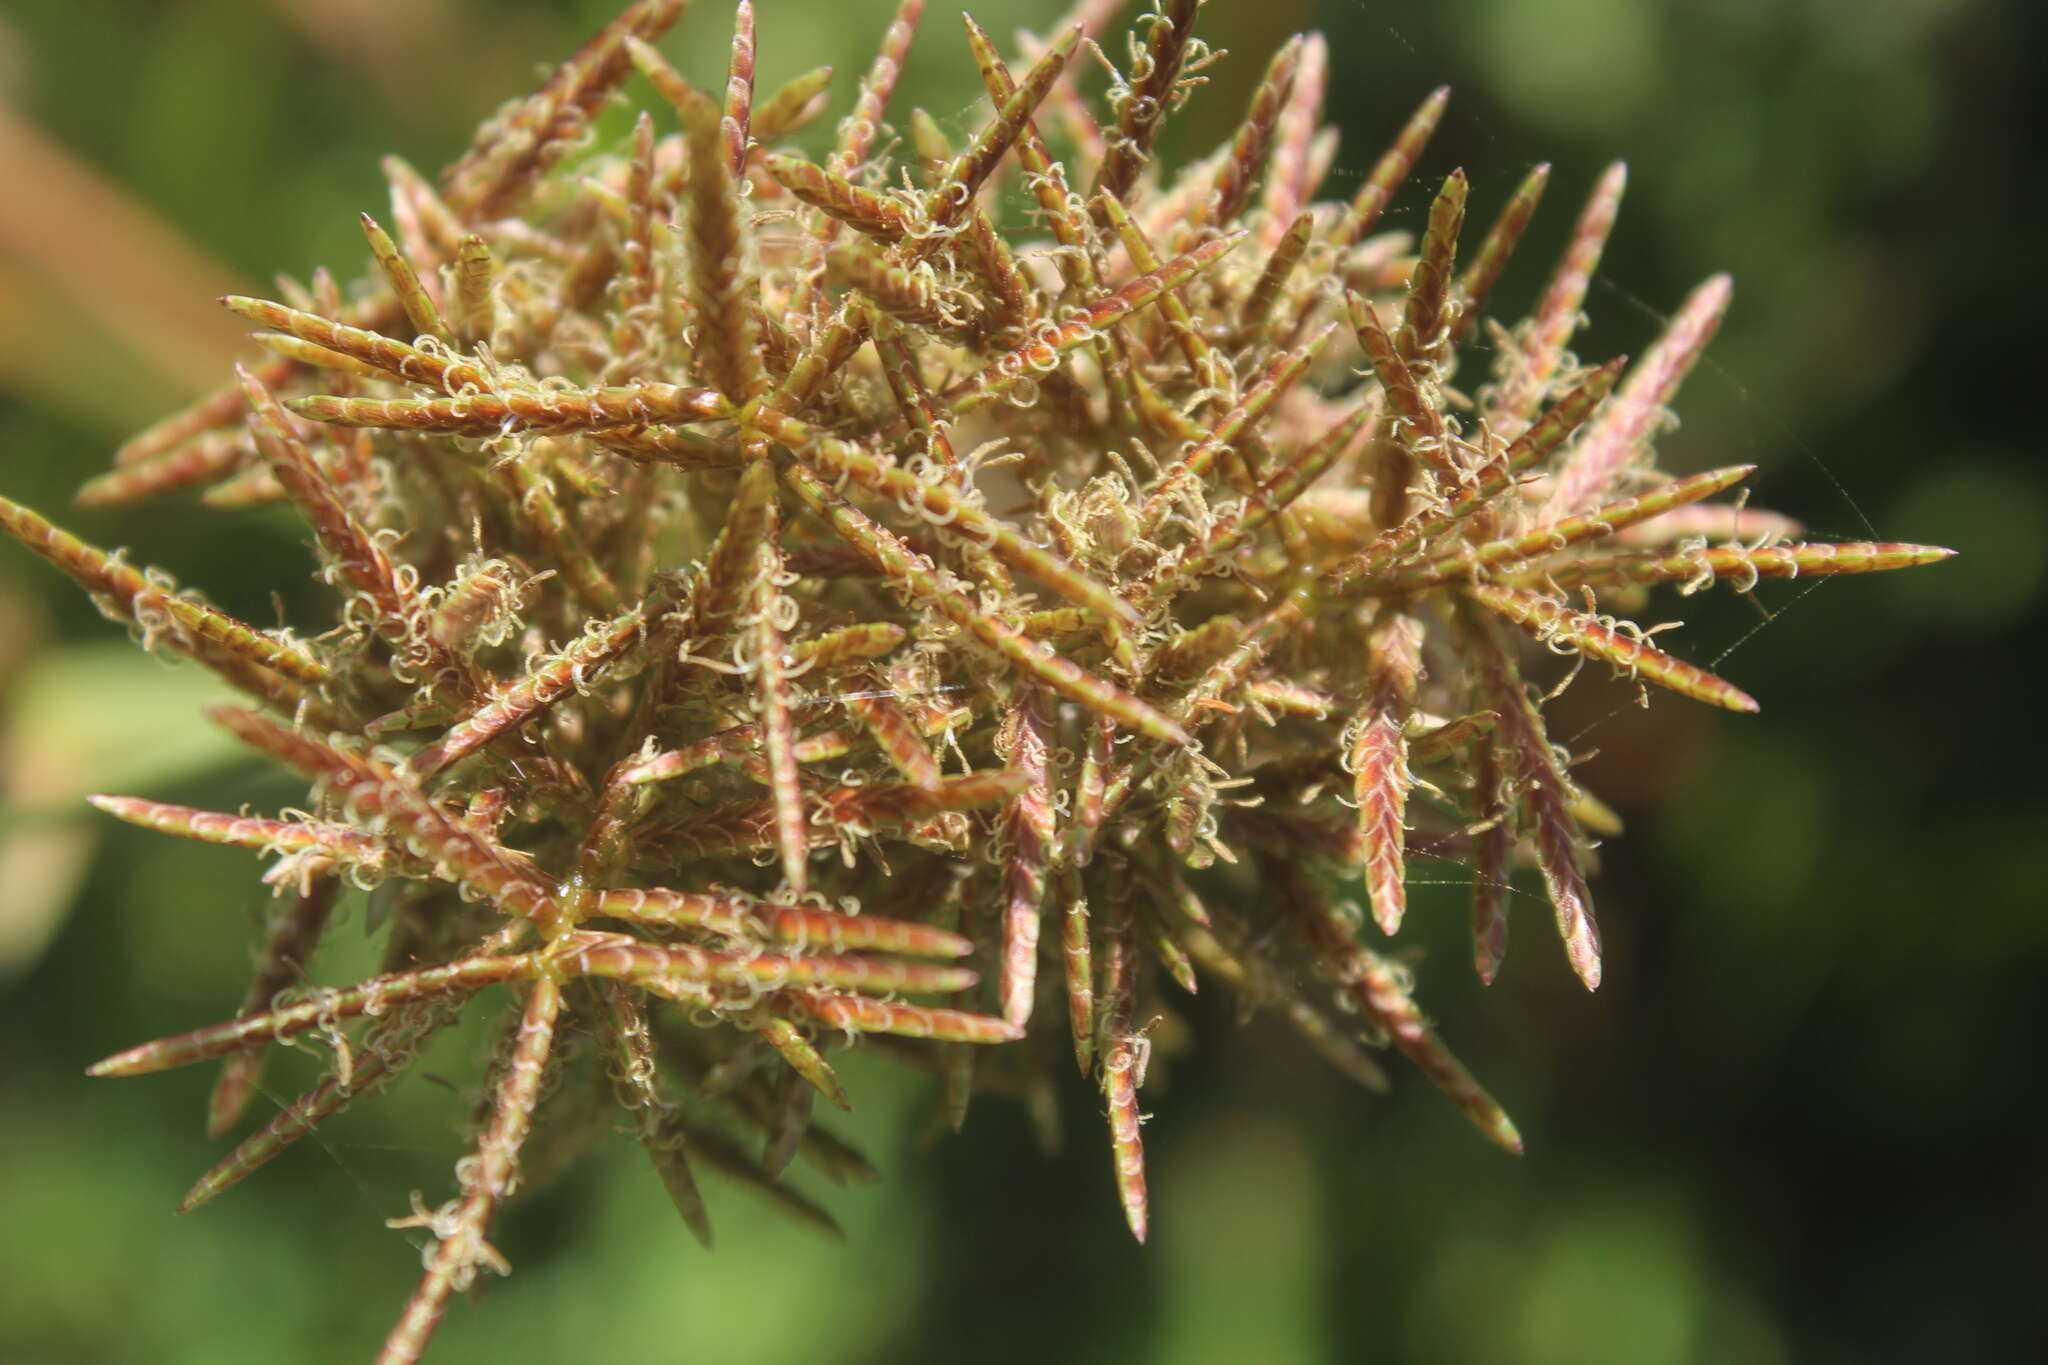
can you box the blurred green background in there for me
[1,1,2040,1361]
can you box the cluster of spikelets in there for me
[0,0,1955,1360]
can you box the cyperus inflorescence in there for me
[2,1,1955,1360]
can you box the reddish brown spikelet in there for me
[451,234,498,346]
[748,504,810,894]
[112,371,273,468]
[1489,161,1629,436]
[765,154,914,242]
[240,364,434,665]
[565,933,975,997]
[924,22,1080,234]
[681,96,765,402]
[753,66,835,143]
[1261,32,1329,237]
[1545,273,1734,516]
[210,708,555,922]
[1093,192,1215,376]
[779,989,1022,1044]
[376,975,562,1365]
[626,33,720,130]
[959,17,1097,284]
[1092,0,1200,211]
[754,1015,849,1112]
[693,455,779,640]
[1270,857,1521,1152]
[88,952,543,1079]
[1347,295,1455,489]
[1399,169,1470,376]
[996,688,1056,1027]
[1345,945,1522,1153]
[204,878,342,1137]
[185,998,460,1210]
[844,682,944,790]
[834,0,923,173]
[1467,609,1603,989]
[612,112,662,353]
[1071,712,1114,866]
[722,0,757,177]
[235,372,411,663]
[1540,540,1957,591]
[872,317,957,467]
[0,492,320,704]
[1200,34,1302,232]
[1343,85,1450,244]
[788,0,923,321]
[1452,162,1550,347]
[1471,582,1761,713]
[1098,893,1149,1242]
[75,430,250,507]
[221,296,488,393]
[591,986,715,1244]
[791,621,908,671]
[359,212,449,344]
[1398,464,1758,590]
[1470,733,1513,985]
[1242,211,1314,333]
[592,886,971,958]
[1058,864,1094,1074]
[826,243,981,341]
[1350,611,1424,934]
[442,0,685,218]
[85,796,378,870]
